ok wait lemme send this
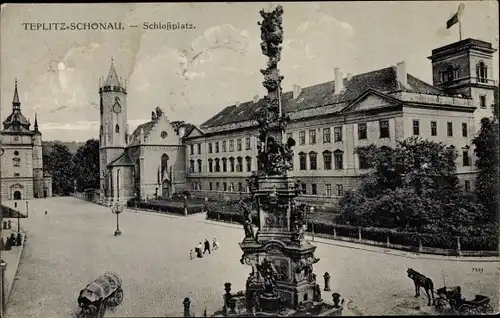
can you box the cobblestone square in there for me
[3,197,499,317]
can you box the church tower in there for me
[428,38,497,129]
[99,59,128,198]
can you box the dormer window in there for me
[476,61,488,83]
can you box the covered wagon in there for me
[77,272,124,318]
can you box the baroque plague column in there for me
[236,5,323,313]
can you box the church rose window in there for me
[161,131,167,139]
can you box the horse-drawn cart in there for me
[77,272,124,318]
[433,286,494,315]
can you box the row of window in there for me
[440,61,488,84]
[189,138,252,155]
[189,156,253,173]
[207,182,248,192]
[290,120,470,146]
[299,183,344,196]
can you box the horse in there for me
[407,268,435,306]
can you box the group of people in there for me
[191,237,219,259]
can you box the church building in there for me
[99,61,191,204]
[0,80,52,200]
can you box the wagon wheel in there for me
[433,298,446,313]
[109,287,124,307]
[481,303,494,315]
[458,304,478,316]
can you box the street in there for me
[3,197,499,317]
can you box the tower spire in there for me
[13,78,21,111]
[34,112,39,131]
[103,58,121,87]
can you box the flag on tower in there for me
[446,3,465,29]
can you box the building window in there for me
[229,140,234,152]
[464,180,471,192]
[379,120,389,138]
[238,182,243,192]
[190,144,194,155]
[480,95,486,108]
[447,122,453,137]
[476,61,488,83]
[334,126,342,142]
[445,64,455,82]
[462,150,470,166]
[323,151,332,170]
[115,124,120,133]
[215,142,220,153]
[14,136,19,142]
[358,123,367,140]
[13,158,20,167]
[223,183,227,192]
[309,152,317,170]
[197,159,202,172]
[222,158,227,172]
[311,184,317,195]
[299,152,307,170]
[208,143,213,153]
[323,128,331,143]
[431,121,437,136]
[358,153,370,169]
[236,139,242,151]
[336,184,344,196]
[325,184,332,197]
[230,183,234,192]
[246,156,252,172]
[229,157,235,172]
[208,159,213,172]
[14,172,20,177]
[286,132,293,142]
[301,183,306,194]
[245,137,251,150]
[222,141,227,152]
[237,157,243,172]
[413,120,420,136]
[189,160,195,173]
[14,151,19,156]
[197,144,201,154]
[462,123,468,137]
[215,158,221,172]
[299,131,305,145]
[334,150,343,170]
[309,129,316,144]
[216,182,220,191]
[209,182,213,191]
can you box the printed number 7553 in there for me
[472,268,483,273]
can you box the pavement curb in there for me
[6,231,26,303]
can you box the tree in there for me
[72,139,100,192]
[44,143,75,195]
[338,137,480,235]
[472,117,499,223]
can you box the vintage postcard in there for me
[0,1,498,317]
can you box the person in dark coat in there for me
[203,239,211,254]
[196,242,203,258]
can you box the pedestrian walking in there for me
[203,239,211,254]
[213,236,219,250]
[190,249,194,260]
[196,242,203,258]
[45,211,47,215]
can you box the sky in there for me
[0,1,498,142]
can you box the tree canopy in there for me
[338,137,489,236]
[43,143,75,195]
[72,139,100,192]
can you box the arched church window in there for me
[115,124,120,133]
[100,97,103,115]
[476,61,488,83]
[161,154,169,175]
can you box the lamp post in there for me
[26,201,29,218]
[111,203,124,236]
[309,206,315,241]
[0,259,6,316]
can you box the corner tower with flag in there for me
[428,38,497,131]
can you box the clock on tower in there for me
[113,97,122,113]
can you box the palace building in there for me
[0,80,52,200]
[100,38,497,206]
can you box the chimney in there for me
[396,61,408,88]
[346,73,353,81]
[293,85,302,99]
[253,95,259,103]
[334,67,344,94]
[235,101,240,107]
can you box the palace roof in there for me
[200,66,447,128]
